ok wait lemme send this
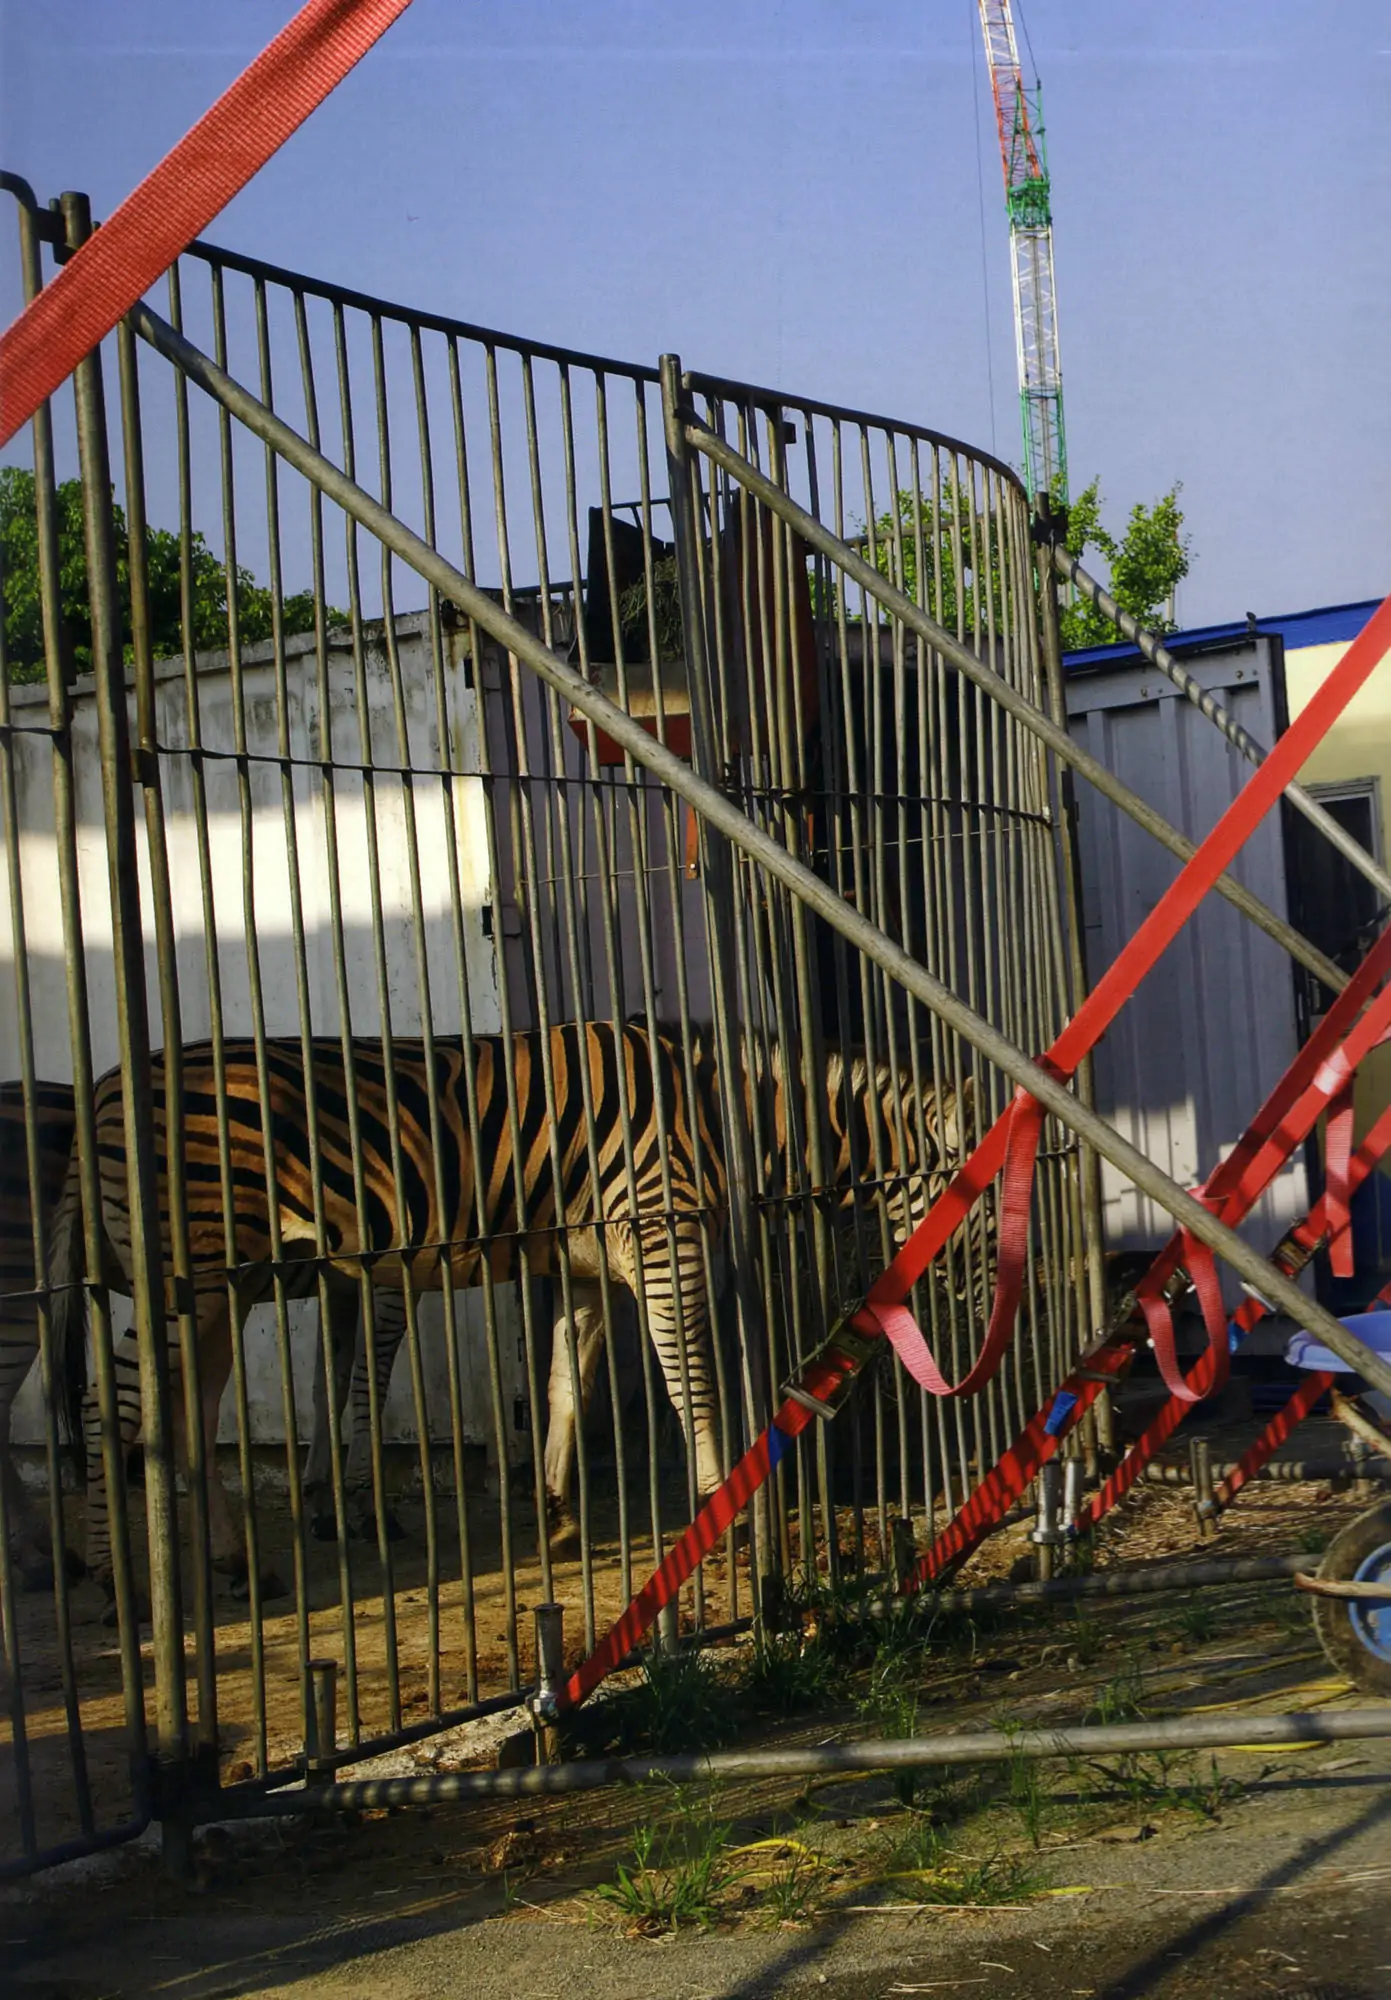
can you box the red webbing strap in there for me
[909,1033,1391,1586]
[1212,1370,1337,1510]
[906,1337,1133,1589]
[558,602,1391,1711]
[1078,1099,1391,1531]
[1136,1228,1231,1404]
[0,0,414,448]
[843,593,1391,1398]
[1324,1082,1356,1278]
[555,1337,860,1714]
[853,1082,1049,1392]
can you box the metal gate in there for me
[8,170,1378,1876]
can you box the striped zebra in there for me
[50,1023,981,1588]
[1,1074,408,1588]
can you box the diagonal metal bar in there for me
[127,298,1391,1400]
[1056,546,1391,911]
[680,409,1346,998]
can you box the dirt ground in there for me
[5,1466,1391,2000]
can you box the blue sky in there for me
[1,0,1386,624]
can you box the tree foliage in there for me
[1057,478,1191,651]
[1,466,337,684]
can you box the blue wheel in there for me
[1312,1501,1391,1695]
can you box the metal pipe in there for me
[205,1706,1391,1815]
[681,413,1347,998]
[305,1660,338,1784]
[125,300,1391,1404]
[1055,548,1391,912]
[917,1550,1315,1612]
[1143,1457,1390,1488]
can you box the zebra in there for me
[538,1030,983,1535]
[49,1023,982,1590]
[1,1075,410,1588]
[48,1025,728,1591]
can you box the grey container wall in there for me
[1064,635,1311,1330]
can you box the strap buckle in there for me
[778,1309,878,1422]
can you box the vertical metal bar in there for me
[62,192,188,1776]
[1035,493,1110,1446]
[114,312,219,1762]
[661,357,772,1607]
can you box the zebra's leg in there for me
[634,1223,724,1509]
[542,1279,606,1555]
[80,1329,146,1613]
[304,1279,357,1536]
[341,1286,408,1543]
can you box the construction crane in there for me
[976,0,1068,507]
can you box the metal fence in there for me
[0,173,1097,1874]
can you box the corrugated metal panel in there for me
[1065,638,1309,1306]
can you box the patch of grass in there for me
[857,1642,926,1806]
[739,1631,837,1718]
[1297,1525,1330,1555]
[593,1788,741,1935]
[1077,1749,1243,1823]
[1067,1606,1104,1666]
[758,1844,827,1925]
[601,1645,742,1756]
[1172,1600,1219,1644]
[887,1833,1042,1908]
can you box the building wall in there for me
[3,615,525,1453]
[1285,621,1391,1285]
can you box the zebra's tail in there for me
[46,1149,88,1463]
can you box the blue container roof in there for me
[1062,596,1383,673]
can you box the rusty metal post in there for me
[1031,1459,1065,1581]
[1036,493,1113,1457]
[530,1604,565,1763]
[61,196,189,1827]
[661,353,776,1617]
[1189,1436,1218,1538]
[305,1660,339,1783]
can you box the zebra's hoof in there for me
[101,1588,151,1628]
[546,1508,581,1557]
[229,1568,290,1603]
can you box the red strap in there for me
[849,597,1391,1392]
[1214,1369,1335,1510]
[0,0,414,448]
[1135,1226,1231,1404]
[1324,1070,1357,1279]
[853,1085,1047,1397]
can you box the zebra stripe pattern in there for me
[53,1022,982,1585]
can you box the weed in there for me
[1068,1607,1103,1666]
[739,1631,836,1717]
[1297,1525,1329,1555]
[603,1646,741,1756]
[1007,1744,1051,1848]
[1172,1600,1218,1644]
[1087,1652,1145,1725]
[1078,1749,1242,1822]
[857,1644,925,1805]
[594,1788,741,1935]
[759,1845,826,1925]
[889,1840,1042,1907]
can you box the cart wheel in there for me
[1310,1500,1391,1696]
